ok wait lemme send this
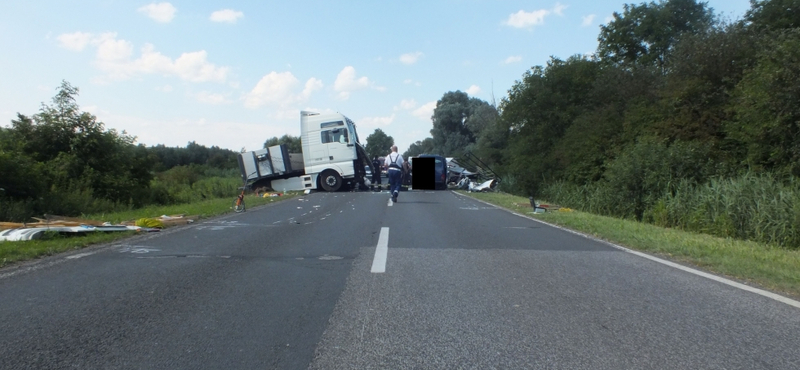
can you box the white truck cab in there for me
[237,111,370,192]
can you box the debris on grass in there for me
[0,214,198,242]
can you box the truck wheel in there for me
[320,170,342,192]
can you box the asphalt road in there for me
[1,189,799,369]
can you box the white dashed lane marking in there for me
[371,227,389,273]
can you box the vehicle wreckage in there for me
[447,152,501,192]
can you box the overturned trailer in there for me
[237,111,372,192]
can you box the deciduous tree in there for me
[364,128,394,160]
[263,134,302,153]
[598,0,715,71]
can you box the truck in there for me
[237,111,372,192]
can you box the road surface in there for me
[1,190,799,369]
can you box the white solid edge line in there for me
[387,198,393,207]
[451,191,800,309]
[371,227,389,273]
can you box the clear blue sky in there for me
[0,0,752,154]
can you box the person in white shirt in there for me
[384,145,404,202]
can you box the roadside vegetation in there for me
[406,0,800,253]
[0,81,246,222]
[462,191,800,299]
[0,81,303,266]
[0,192,298,267]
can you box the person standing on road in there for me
[384,146,404,202]
[371,156,382,190]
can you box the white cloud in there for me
[90,109,289,152]
[274,109,302,120]
[412,101,436,121]
[65,32,228,83]
[94,32,134,62]
[553,2,568,16]
[244,71,299,108]
[302,78,323,98]
[358,114,395,129]
[138,2,177,23]
[172,50,228,82]
[210,9,244,23]
[466,85,481,96]
[403,79,422,86]
[504,56,522,64]
[194,91,229,105]
[244,72,321,109]
[334,66,380,100]
[582,14,596,27]
[399,52,423,65]
[398,99,417,110]
[57,32,92,51]
[155,84,173,92]
[505,9,550,28]
[96,40,227,83]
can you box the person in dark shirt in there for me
[371,156,382,189]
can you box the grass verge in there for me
[459,191,800,300]
[0,192,300,268]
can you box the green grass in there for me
[460,191,800,299]
[0,192,300,267]
[83,192,299,223]
[0,231,138,266]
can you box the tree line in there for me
[0,81,240,221]
[405,0,800,248]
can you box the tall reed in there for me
[541,172,800,249]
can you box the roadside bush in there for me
[540,181,616,215]
[0,197,35,222]
[544,172,800,249]
[660,173,800,248]
[497,173,518,194]
[169,176,240,203]
[601,137,712,220]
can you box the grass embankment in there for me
[460,191,800,299]
[0,192,298,268]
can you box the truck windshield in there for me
[344,117,359,144]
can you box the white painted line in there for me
[371,227,389,273]
[451,191,800,309]
[65,252,96,260]
[387,198,393,207]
